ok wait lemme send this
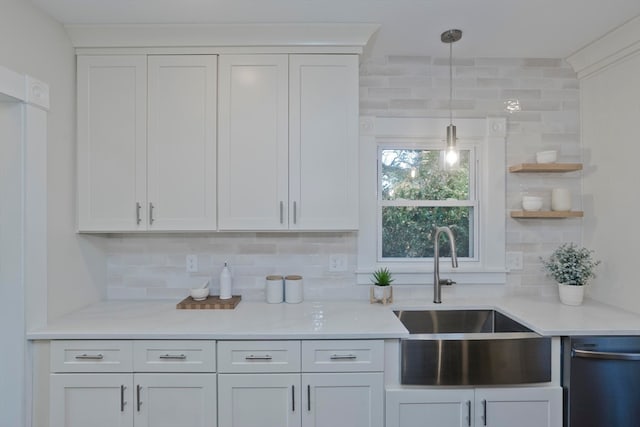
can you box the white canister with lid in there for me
[266,275,284,303]
[284,275,303,304]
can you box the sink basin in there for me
[394,309,551,386]
[393,309,533,335]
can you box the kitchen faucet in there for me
[433,226,458,303]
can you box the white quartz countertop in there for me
[28,295,640,340]
[27,300,408,340]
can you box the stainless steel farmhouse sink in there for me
[394,309,551,385]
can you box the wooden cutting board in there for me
[176,295,241,310]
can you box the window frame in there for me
[357,116,507,285]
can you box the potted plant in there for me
[541,243,600,306]
[370,267,394,304]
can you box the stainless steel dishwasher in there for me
[562,336,640,427]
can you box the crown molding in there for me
[65,23,380,54]
[567,15,640,79]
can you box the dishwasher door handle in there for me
[572,348,640,361]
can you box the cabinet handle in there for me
[149,202,154,225]
[245,354,272,361]
[293,201,297,224]
[136,202,142,225]
[330,354,357,360]
[280,201,284,224]
[482,399,487,426]
[136,385,142,412]
[120,385,126,412]
[159,353,186,360]
[74,353,104,360]
[292,385,295,412]
[307,385,311,411]
[466,400,471,427]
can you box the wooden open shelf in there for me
[511,210,584,219]
[508,163,582,173]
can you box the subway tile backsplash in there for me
[106,55,580,300]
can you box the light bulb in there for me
[446,147,459,166]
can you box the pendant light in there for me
[441,29,462,166]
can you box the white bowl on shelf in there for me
[522,196,543,211]
[536,150,557,163]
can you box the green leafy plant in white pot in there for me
[541,243,600,306]
[370,267,394,304]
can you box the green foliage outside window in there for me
[380,149,473,258]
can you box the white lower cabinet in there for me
[217,372,382,427]
[217,340,384,427]
[51,373,216,427]
[303,372,383,427]
[50,373,134,427]
[386,387,562,427]
[50,340,217,427]
[218,373,299,427]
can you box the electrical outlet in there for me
[329,254,348,272]
[186,254,198,273]
[506,251,523,271]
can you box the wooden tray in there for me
[176,295,241,310]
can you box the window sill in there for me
[356,266,507,285]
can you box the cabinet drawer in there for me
[302,340,384,372]
[133,340,216,372]
[51,340,133,373]
[217,341,301,373]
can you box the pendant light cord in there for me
[449,38,453,126]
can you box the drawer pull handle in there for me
[330,354,357,360]
[245,354,273,361]
[159,354,187,360]
[75,353,104,360]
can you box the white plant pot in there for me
[558,283,584,306]
[370,285,393,304]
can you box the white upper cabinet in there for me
[147,55,217,231]
[77,55,147,232]
[77,54,217,232]
[289,55,359,230]
[218,54,289,230]
[218,54,359,231]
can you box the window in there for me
[357,117,506,285]
[379,147,477,261]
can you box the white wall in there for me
[581,51,640,314]
[0,99,27,427]
[0,0,107,322]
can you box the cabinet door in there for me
[218,373,300,427]
[386,388,474,427]
[77,55,147,232]
[50,373,134,427]
[218,55,289,230]
[289,55,359,230]
[303,372,383,427]
[147,55,217,231]
[475,387,562,427]
[134,373,216,427]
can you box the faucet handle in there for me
[439,278,456,286]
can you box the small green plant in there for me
[371,267,394,286]
[541,243,601,286]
